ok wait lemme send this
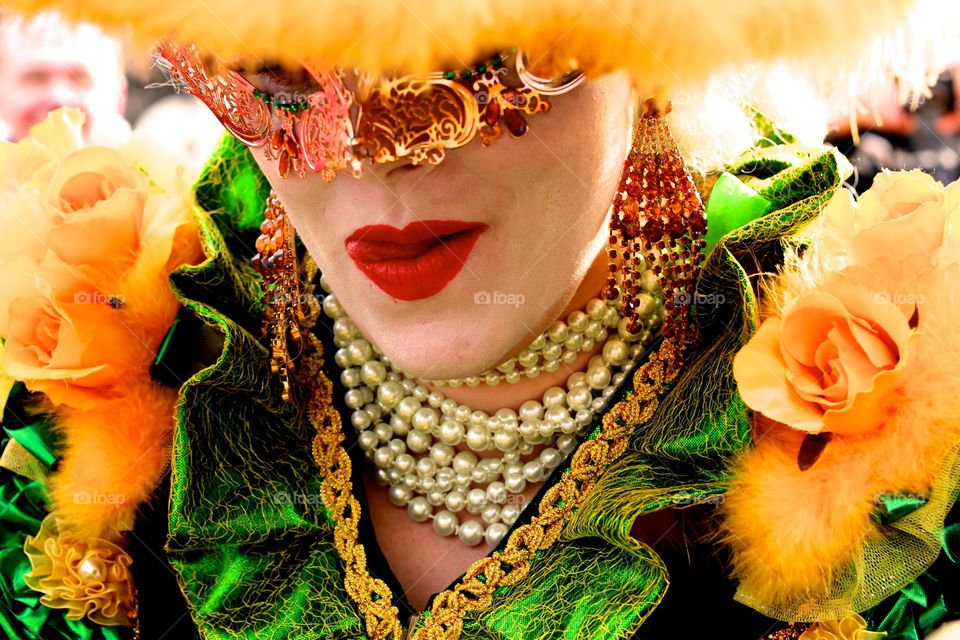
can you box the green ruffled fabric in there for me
[0,385,128,640]
[161,134,862,639]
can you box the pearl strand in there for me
[320,277,664,547]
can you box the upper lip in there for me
[345,220,487,257]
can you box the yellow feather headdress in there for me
[2,0,956,95]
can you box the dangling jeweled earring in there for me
[253,191,306,402]
[606,97,707,345]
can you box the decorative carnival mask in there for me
[156,40,586,179]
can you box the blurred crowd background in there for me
[1,9,959,192]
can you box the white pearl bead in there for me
[529,334,547,351]
[375,468,390,485]
[540,447,562,469]
[344,389,365,410]
[438,420,464,446]
[541,343,563,361]
[386,469,401,484]
[458,519,485,546]
[373,423,392,443]
[586,299,607,320]
[543,359,560,373]
[518,421,538,439]
[587,365,612,390]
[358,430,379,451]
[389,415,410,437]
[544,405,568,424]
[487,481,507,504]
[547,321,568,343]
[395,397,420,420]
[388,485,412,506]
[563,334,584,352]
[373,447,394,469]
[541,386,566,407]
[496,358,517,373]
[523,460,544,483]
[360,360,387,386]
[407,497,431,522]
[322,295,344,318]
[584,320,603,339]
[394,453,415,474]
[485,522,509,547]
[444,490,466,512]
[429,443,454,467]
[465,426,491,451]
[493,431,518,452]
[377,381,404,408]
[481,503,502,524]
[504,473,526,493]
[412,407,439,432]
[346,339,373,365]
[518,400,543,422]
[566,386,592,411]
[484,374,501,386]
[387,439,406,455]
[537,421,556,438]
[440,398,458,415]
[452,451,478,475]
[567,310,589,332]
[602,339,630,366]
[559,417,578,435]
[406,430,430,453]
[426,490,445,506]
[416,457,438,477]
[557,434,577,453]
[432,510,459,536]
[351,410,372,430]
[517,349,538,368]
[340,368,361,388]
[603,306,620,327]
[454,405,472,422]
[470,410,489,426]
[505,371,522,384]
[501,504,521,525]
[466,488,487,513]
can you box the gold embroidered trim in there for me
[304,312,683,640]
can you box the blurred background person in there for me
[0,10,128,143]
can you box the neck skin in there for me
[422,237,619,415]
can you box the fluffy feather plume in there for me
[1,0,955,95]
[48,381,178,538]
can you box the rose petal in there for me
[851,200,948,265]
[733,318,825,432]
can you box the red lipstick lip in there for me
[345,220,488,301]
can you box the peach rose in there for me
[2,263,153,410]
[733,283,916,435]
[0,109,201,408]
[44,146,149,280]
[821,170,960,268]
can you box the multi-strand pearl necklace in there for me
[320,276,664,547]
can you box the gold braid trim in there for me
[305,319,683,640]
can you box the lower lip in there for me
[345,225,486,300]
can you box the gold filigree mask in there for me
[156,40,585,179]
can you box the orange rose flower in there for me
[2,263,154,409]
[821,170,960,269]
[733,283,916,435]
[0,108,201,408]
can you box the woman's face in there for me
[251,72,634,380]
